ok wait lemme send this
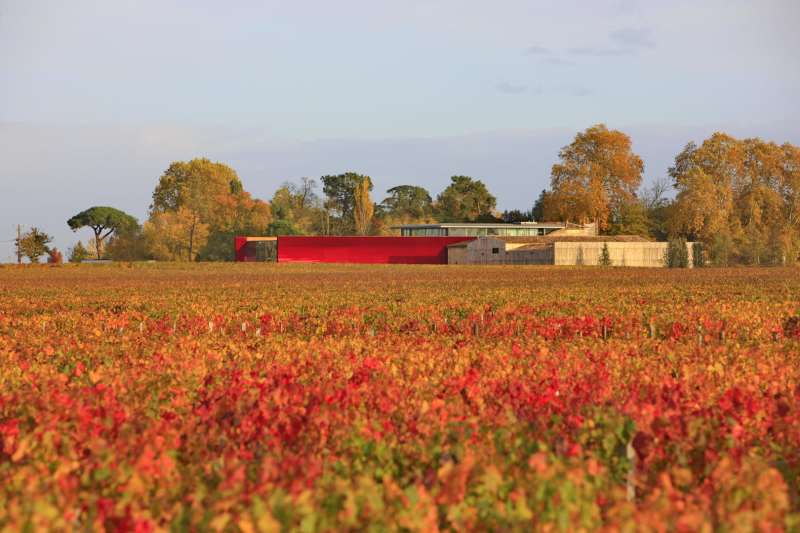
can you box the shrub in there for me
[68,241,89,263]
[691,242,705,268]
[599,243,612,266]
[47,248,63,265]
[709,233,733,266]
[665,238,689,268]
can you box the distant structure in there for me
[235,222,690,267]
[394,221,596,237]
[234,236,277,262]
[446,235,691,267]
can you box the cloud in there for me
[569,27,656,57]
[542,56,576,66]
[524,45,575,66]
[523,45,551,56]
[610,27,656,50]
[496,81,528,94]
[568,46,630,57]
[568,86,593,97]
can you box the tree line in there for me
[44,124,799,265]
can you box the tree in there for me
[270,178,325,235]
[531,189,550,222]
[641,177,671,211]
[149,158,271,260]
[435,176,497,222]
[287,177,319,210]
[67,206,139,260]
[321,172,373,234]
[17,227,52,263]
[47,248,63,265]
[144,207,209,261]
[668,133,800,264]
[548,124,643,230]
[380,185,433,221]
[68,241,89,263]
[669,166,732,243]
[692,242,706,267]
[107,225,149,261]
[665,238,689,268]
[353,177,374,235]
[501,209,533,223]
[267,219,302,236]
[599,243,612,266]
[200,192,271,261]
[271,186,296,221]
[608,201,650,237]
[639,178,673,240]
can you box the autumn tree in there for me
[68,241,89,263]
[270,177,327,235]
[149,159,271,260]
[321,172,373,234]
[435,176,497,222]
[144,207,210,261]
[353,177,374,235]
[47,248,63,265]
[548,124,643,230]
[67,206,139,259]
[107,225,150,261]
[17,227,52,263]
[669,133,800,265]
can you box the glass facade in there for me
[401,226,555,237]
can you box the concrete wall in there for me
[449,236,693,267]
[447,245,468,264]
[553,241,694,268]
[449,237,554,265]
[506,247,554,264]
[449,237,508,264]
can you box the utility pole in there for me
[16,225,22,264]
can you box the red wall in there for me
[277,236,474,264]
[235,237,256,262]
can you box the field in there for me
[1,264,799,531]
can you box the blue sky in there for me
[1,0,799,260]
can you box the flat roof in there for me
[392,222,566,229]
[242,236,277,242]
[446,234,651,248]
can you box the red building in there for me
[235,236,474,264]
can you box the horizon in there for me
[2,0,799,261]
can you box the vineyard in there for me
[1,263,799,531]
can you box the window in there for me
[492,247,500,254]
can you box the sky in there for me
[1,0,799,261]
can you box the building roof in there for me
[392,222,567,229]
[501,235,650,244]
[447,234,651,248]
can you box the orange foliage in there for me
[0,264,798,530]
